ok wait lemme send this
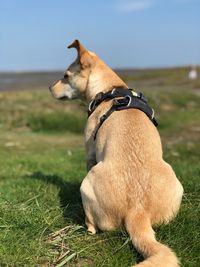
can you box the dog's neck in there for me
[85,60,128,102]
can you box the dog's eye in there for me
[64,73,68,79]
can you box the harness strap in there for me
[88,88,147,117]
[88,88,158,140]
[94,105,116,140]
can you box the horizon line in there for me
[0,64,199,73]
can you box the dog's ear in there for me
[68,39,92,68]
[68,39,86,57]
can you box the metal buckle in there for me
[125,95,132,107]
[151,108,155,119]
[113,95,132,107]
[111,88,116,95]
[88,100,94,112]
[113,98,125,107]
[88,92,104,112]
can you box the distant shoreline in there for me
[0,66,199,92]
[0,65,199,74]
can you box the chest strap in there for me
[88,88,158,140]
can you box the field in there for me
[0,68,200,267]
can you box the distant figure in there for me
[188,66,198,80]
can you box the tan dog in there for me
[49,40,183,267]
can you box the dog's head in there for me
[49,39,94,101]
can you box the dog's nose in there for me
[49,80,59,91]
[52,80,59,87]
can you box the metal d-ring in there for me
[125,95,132,107]
[111,88,116,95]
[88,99,94,112]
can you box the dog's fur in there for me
[49,40,183,267]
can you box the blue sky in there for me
[0,0,200,71]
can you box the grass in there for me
[0,68,200,266]
[28,111,86,133]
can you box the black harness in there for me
[88,88,158,140]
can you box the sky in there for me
[0,0,200,71]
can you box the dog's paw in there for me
[87,226,96,235]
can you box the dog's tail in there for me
[125,211,179,267]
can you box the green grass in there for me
[28,111,86,133]
[0,68,200,266]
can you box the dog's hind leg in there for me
[125,211,179,267]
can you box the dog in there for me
[49,40,183,267]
